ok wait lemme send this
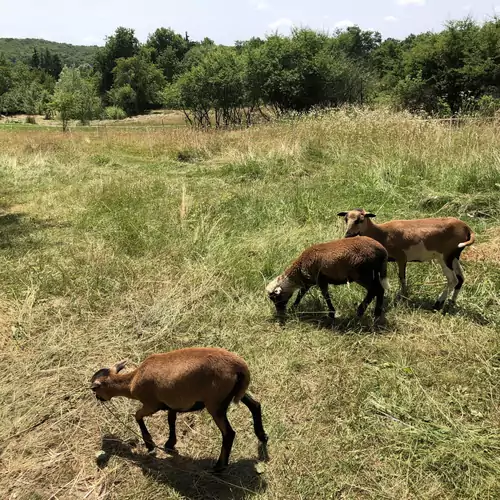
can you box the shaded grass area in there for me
[1,110,500,499]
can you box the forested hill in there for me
[0,38,99,66]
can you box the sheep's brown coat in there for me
[283,237,388,286]
[90,347,267,471]
[338,209,475,308]
[266,236,388,323]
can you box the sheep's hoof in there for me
[147,448,157,456]
[433,300,445,312]
[164,441,177,453]
[374,315,387,328]
[258,432,269,443]
[212,463,227,474]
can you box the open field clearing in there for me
[0,110,187,130]
[1,110,500,499]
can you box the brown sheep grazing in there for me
[90,347,268,472]
[266,236,389,324]
[337,209,475,310]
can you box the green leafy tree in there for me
[177,46,246,126]
[0,61,34,114]
[245,29,367,115]
[52,66,102,130]
[109,48,165,115]
[334,26,382,62]
[146,28,191,81]
[95,27,140,96]
[31,48,40,69]
[107,84,136,115]
[181,38,216,72]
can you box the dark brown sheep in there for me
[266,236,389,324]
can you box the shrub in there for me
[104,106,127,120]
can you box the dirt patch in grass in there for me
[462,227,500,265]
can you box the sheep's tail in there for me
[232,370,251,404]
[458,230,475,249]
[379,258,390,291]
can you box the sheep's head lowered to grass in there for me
[337,208,376,238]
[266,275,299,317]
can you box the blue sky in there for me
[0,0,499,45]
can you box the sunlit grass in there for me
[1,109,500,499]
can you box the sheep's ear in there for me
[114,360,128,373]
[365,213,376,218]
[337,212,348,217]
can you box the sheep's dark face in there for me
[338,209,376,237]
[90,361,127,402]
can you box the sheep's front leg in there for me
[135,406,157,454]
[164,410,178,452]
[291,285,310,312]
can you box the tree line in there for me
[1,18,500,128]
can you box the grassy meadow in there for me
[1,110,500,499]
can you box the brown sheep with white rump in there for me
[266,236,389,324]
[337,209,475,310]
[90,347,268,472]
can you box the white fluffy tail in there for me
[378,259,389,291]
[458,231,475,248]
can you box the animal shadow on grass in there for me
[0,210,70,251]
[286,294,390,334]
[400,295,490,326]
[100,435,268,500]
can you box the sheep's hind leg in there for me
[433,256,459,311]
[318,281,336,320]
[164,410,178,452]
[356,281,376,318]
[207,402,235,472]
[450,257,464,305]
[241,393,268,443]
[373,282,386,324]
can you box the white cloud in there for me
[495,5,500,14]
[462,4,471,10]
[268,18,293,30]
[397,0,426,6]
[335,19,355,29]
[384,15,398,22]
[250,0,270,11]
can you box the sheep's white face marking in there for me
[404,242,441,263]
[266,277,281,295]
[266,275,297,307]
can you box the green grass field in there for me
[1,110,500,499]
